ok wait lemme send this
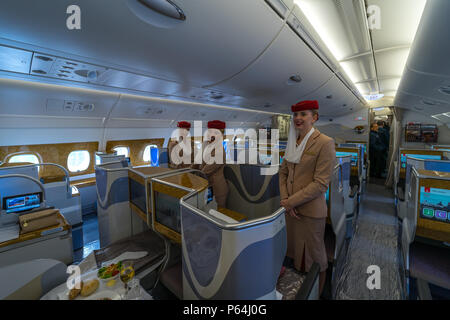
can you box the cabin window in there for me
[112,146,130,158]
[8,154,40,165]
[67,150,90,173]
[144,145,159,166]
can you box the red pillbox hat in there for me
[177,121,191,129]
[291,100,319,112]
[207,120,226,130]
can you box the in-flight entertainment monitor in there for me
[419,186,450,224]
[3,192,42,213]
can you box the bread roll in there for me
[80,279,99,297]
[68,281,83,300]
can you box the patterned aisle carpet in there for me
[335,183,404,300]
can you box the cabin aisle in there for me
[335,182,403,300]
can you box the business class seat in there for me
[401,167,450,299]
[0,259,68,300]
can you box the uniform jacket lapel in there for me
[304,129,321,153]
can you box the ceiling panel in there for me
[210,25,333,107]
[355,82,377,96]
[297,75,363,117]
[379,78,401,94]
[0,0,284,86]
[340,55,376,83]
[368,0,427,50]
[374,48,410,78]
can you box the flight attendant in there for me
[279,100,336,295]
[194,120,229,208]
[168,121,192,169]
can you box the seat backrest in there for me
[0,259,68,300]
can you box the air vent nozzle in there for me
[287,74,302,85]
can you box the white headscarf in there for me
[284,119,315,164]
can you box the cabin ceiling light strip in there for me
[293,0,427,99]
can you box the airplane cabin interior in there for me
[0,0,449,301]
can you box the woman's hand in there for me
[288,209,297,218]
[280,199,292,211]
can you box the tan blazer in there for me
[279,129,336,219]
[167,140,192,169]
[193,144,228,207]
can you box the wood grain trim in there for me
[0,142,99,177]
[128,170,145,185]
[0,162,35,168]
[70,178,96,188]
[130,202,148,223]
[106,138,165,167]
[154,221,181,244]
[0,212,70,248]
[159,173,209,193]
[416,178,450,243]
[152,182,189,199]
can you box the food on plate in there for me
[68,281,84,300]
[97,261,123,280]
[97,297,112,300]
[80,279,99,297]
[106,279,116,287]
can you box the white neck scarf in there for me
[284,121,315,164]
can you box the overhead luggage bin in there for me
[299,75,361,118]
[209,24,333,110]
[0,0,285,88]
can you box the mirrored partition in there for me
[180,177,286,300]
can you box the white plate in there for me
[84,290,121,300]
